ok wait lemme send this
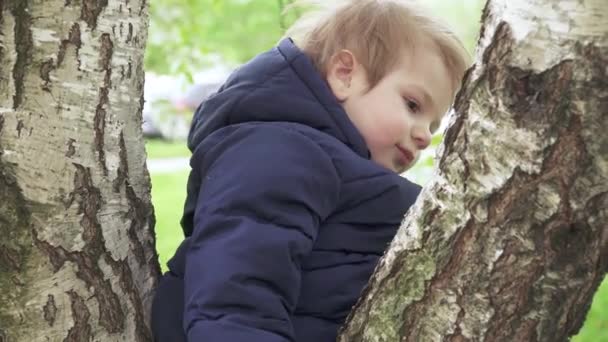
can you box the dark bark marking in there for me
[127,61,132,79]
[104,256,153,342]
[126,23,133,43]
[125,185,150,267]
[113,132,156,267]
[15,120,24,138]
[57,23,82,69]
[43,294,57,326]
[32,232,68,272]
[139,81,145,108]
[0,246,21,271]
[81,0,109,29]
[106,132,159,339]
[502,61,574,132]
[66,138,76,157]
[64,290,92,342]
[139,0,146,16]
[9,0,33,110]
[108,133,159,339]
[112,132,129,192]
[94,82,108,176]
[482,22,513,93]
[40,58,54,91]
[94,34,113,176]
[0,114,4,134]
[440,66,475,172]
[476,0,493,51]
[121,58,135,82]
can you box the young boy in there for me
[151,1,470,341]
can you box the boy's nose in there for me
[412,126,432,150]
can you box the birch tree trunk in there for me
[0,0,160,341]
[339,0,607,341]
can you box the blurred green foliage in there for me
[146,0,485,77]
[146,0,297,77]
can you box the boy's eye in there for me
[405,99,420,113]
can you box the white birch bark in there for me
[0,0,159,341]
[339,0,607,341]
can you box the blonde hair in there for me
[284,0,471,92]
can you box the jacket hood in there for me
[186,38,369,158]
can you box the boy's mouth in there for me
[396,145,414,166]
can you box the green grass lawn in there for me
[145,138,191,159]
[151,171,190,270]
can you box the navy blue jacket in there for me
[151,38,421,342]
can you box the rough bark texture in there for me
[0,0,160,341]
[339,0,607,341]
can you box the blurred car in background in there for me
[143,65,231,140]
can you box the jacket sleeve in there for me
[184,125,341,341]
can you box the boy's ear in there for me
[327,50,359,102]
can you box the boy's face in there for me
[328,46,454,173]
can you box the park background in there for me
[141,1,606,340]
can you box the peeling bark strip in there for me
[94,34,113,175]
[32,165,127,334]
[339,0,608,341]
[114,131,157,284]
[71,164,125,333]
[8,0,33,110]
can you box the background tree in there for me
[0,0,159,341]
[338,0,607,340]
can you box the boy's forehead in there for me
[392,53,455,114]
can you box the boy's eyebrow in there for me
[409,84,442,122]
[410,85,433,108]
